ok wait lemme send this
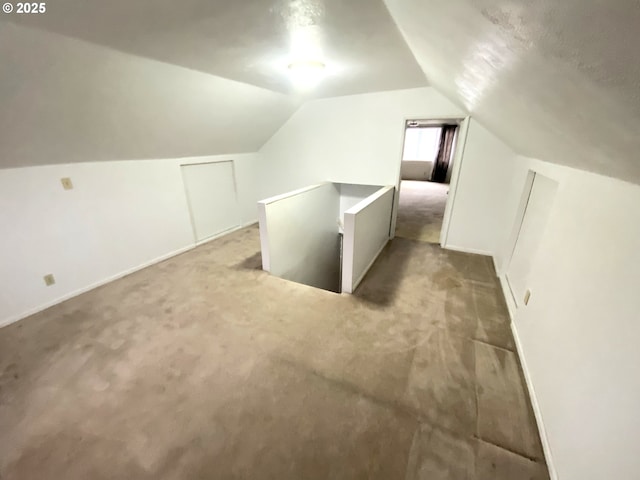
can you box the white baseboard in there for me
[0,221,259,329]
[498,268,557,480]
[442,244,493,256]
[498,274,517,320]
[492,255,500,276]
[0,244,194,329]
[510,321,558,480]
[194,221,257,246]
[497,272,555,478]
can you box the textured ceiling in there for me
[3,0,639,181]
[384,0,640,184]
[8,0,427,98]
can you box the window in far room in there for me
[402,126,442,161]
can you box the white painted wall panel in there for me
[444,119,518,255]
[506,173,558,306]
[258,183,341,292]
[181,161,241,242]
[495,156,640,480]
[342,186,395,293]
[0,154,261,326]
[338,183,381,229]
[259,89,516,259]
[258,88,465,200]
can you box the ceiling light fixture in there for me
[287,60,326,90]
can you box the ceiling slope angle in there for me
[384,0,640,184]
[7,0,428,98]
[0,21,299,168]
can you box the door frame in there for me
[439,117,469,248]
[390,115,470,249]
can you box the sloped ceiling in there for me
[384,0,640,184]
[4,0,639,181]
[6,0,427,98]
[0,0,428,168]
[0,22,299,168]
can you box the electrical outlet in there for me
[43,274,55,286]
[61,177,73,190]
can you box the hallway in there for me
[0,225,548,479]
[395,180,449,244]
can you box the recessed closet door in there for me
[507,173,558,307]
[181,161,241,242]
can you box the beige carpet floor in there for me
[0,223,549,479]
[395,180,449,244]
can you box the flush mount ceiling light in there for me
[287,60,326,90]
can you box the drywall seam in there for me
[0,221,256,329]
[510,321,558,480]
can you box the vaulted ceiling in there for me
[6,0,427,98]
[384,0,640,184]
[2,0,639,183]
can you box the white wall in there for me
[400,160,433,181]
[258,183,341,292]
[0,22,281,326]
[0,154,261,326]
[494,156,640,480]
[338,183,382,228]
[181,161,242,242]
[444,119,519,256]
[258,87,465,198]
[259,89,518,259]
[342,186,395,293]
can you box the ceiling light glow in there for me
[287,60,326,90]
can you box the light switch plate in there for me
[61,177,73,190]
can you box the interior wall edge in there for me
[381,1,471,116]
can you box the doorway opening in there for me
[395,120,460,244]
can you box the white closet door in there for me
[181,161,241,242]
[507,173,558,306]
